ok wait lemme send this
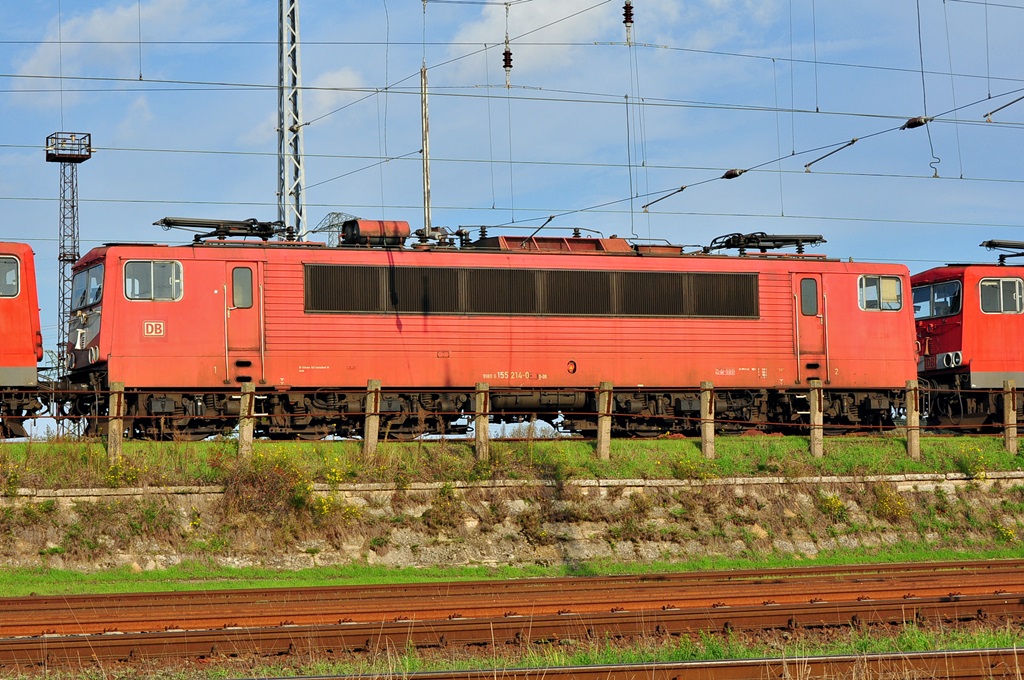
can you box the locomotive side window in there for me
[980,277,1023,314]
[799,278,818,316]
[71,264,104,310]
[304,265,759,318]
[912,280,961,319]
[0,257,18,297]
[232,267,253,309]
[124,261,182,301]
[859,275,902,311]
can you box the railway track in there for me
[2,559,1022,637]
[241,649,1024,680]
[1,559,1022,668]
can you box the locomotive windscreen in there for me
[304,264,759,318]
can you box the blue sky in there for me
[2,0,1023,345]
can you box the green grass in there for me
[2,434,1021,600]
[1,435,1019,490]
[3,542,1023,597]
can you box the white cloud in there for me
[447,0,619,79]
[234,68,367,149]
[115,96,154,140]
[12,0,248,109]
[305,67,367,122]
[238,110,278,148]
[677,0,782,51]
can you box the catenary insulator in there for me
[900,116,931,130]
[623,1,634,44]
[503,39,512,87]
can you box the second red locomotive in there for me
[913,240,1024,428]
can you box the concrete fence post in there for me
[474,382,490,462]
[700,381,715,460]
[906,379,921,461]
[107,381,125,462]
[238,382,255,457]
[809,379,824,458]
[363,379,382,457]
[596,381,613,461]
[1005,379,1018,455]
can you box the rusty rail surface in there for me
[240,648,1024,680]
[1,592,1021,667]
[2,560,1024,668]
[2,559,1023,638]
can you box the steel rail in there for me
[239,648,1024,680]
[1,592,1021,667]
[2,559,1023,637]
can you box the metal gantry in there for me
[278,0,306,238]
[44,132,92,378]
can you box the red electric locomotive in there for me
[64,218,916,440]
[0,242,45,438]
[912,240,1024,427]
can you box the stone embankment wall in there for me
[1,473,1022,571]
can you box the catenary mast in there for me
[278,0,306,238]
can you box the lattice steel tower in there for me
[278,0,306,238]
[45,132,92,375]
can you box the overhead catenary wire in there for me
[914,0,942,177]
[811,0,820,113]
[501,2,516,223]
[5,201,1024,239]
[295,0,614,130]
[6,2,1021,245]
[566,80,1024,217]
[942,0,966,178]
[136,0,143,79]
[8,41,1024,88]
[3,70,1024,204]
[773,58,785,216]
[2,67,1024,183]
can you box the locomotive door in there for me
[224,262,263,384]
[794,274,826,383]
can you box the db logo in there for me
[143,321,165,337]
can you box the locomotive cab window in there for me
[859,275,902,311]
[980,277,1023,314]
[912,280,961,319]
[0,257,18,297]
[232,267,253,309]
[71,264,104,310]
[799,278,818,316]
[125,261,183,301]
